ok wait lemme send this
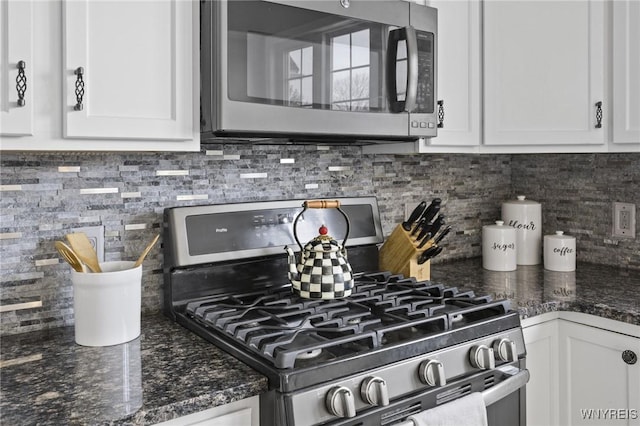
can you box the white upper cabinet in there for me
[0,0,199,152]
[612,0,640,147]
[63,0,193,141]
[426,0,481,147]
[483,0,607,148]
[0,0,34,136]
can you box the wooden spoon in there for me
[55,241,84,272]
[66,232,102,273]
[134,234,160,267]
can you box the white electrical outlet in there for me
[73,226,105,261]
[612,202,636,239]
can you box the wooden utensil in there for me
[55,241,84,272]
[134,234,159,267]
[66,232,102,273]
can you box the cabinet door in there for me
[63,0,193,141]
[559,320,640,426]
[612,0,640,145]
[0,0,33,136]
[523,320,561,426]
[426,0,481,146]
[483,0,606,146]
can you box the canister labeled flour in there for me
[501,195,542,265]
[482,220,517,271]
[544,231,576,271]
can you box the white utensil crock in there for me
[482,220,517,271]
[502,195,542,265]
[71,261,142,346]
[544,231,576,272]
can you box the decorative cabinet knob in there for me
[469,345,495,370]
[493,338,518,362]
[360,376,389,406]
[595,101,603,129]
[622,350,637,365]
[74,67,85,111]
[326,386,356,418]
[16,61,27,107]
[419,359,446,387]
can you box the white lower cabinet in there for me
[522,317,561,426]
[523,313,640,426]
[153,396,259,426]
[559,320,640,426]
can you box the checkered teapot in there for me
[285,200,354,299]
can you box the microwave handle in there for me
[387,26,418,113]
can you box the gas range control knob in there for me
[360,376,389,406]
[493,338,518,362]
[469,344,496,370]
[326,386,356,418]
[418,359,447,387]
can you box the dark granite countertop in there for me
[1,259,638,425]
[430,259,640,326]
[0,314,268,425]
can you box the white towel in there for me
[406,392,488,426]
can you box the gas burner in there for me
[295,348,323,360]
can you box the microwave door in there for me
[214,0,418,140]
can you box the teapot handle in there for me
[293,200,351,251]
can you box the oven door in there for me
[201,0,437,140]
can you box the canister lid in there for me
[545,231,575,240]
[483,220,515,230]
[503,195,540,205]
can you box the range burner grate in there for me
[184,273,510,369]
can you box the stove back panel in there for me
[163,197,384,317]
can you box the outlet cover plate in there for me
[612,202,636,239]
[73,226,105,261]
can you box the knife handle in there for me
[434,225,452,244]
[416,233,433,249]
[402,201,427,231]
[411,218,426,236]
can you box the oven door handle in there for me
[397,369,529,426]
[483,368,529,406]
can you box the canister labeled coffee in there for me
[544,231,576,271]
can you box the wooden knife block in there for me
[379,225,430,281]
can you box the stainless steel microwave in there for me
[201,0,437,143]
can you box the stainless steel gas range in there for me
[163,197,529,426]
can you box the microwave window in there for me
[331,29,371,111]
[287,46,313,107]
[227,1,390,113]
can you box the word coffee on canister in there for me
[544,231,576,272]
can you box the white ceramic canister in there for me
[544,231,576,271]
[502,195,542,265]
[482,220,517,271]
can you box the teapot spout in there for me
[284,246,300,281]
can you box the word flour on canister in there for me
[502,195,542,265]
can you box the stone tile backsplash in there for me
[0,146,637,335]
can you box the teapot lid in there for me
[305,225,341,252]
